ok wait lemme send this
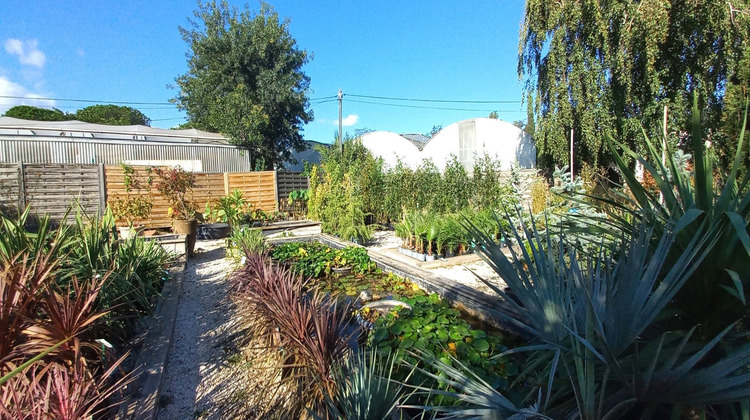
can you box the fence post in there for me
[223,172,230,195]
[17,161,26,211]
[97,163,107,213]
[273,171,279,211]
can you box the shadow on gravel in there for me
[159,244,243,419]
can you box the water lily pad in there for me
[472,338,490,352]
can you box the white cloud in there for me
[4,39,46,68]
[0,76,55,114]
[340,114,359,127]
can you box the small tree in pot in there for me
[152,166,197,255]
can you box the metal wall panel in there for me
[0,137,252,173]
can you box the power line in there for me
[346,93,521,104]
[0,95,174,106]
[151,117,187,122]
[346,99,522,113]
[0,94,337,107]
[310,98,338,106]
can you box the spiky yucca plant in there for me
[321,349,414,420]
[578,98,750,337]
[446,209,750,419]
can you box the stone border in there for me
[116,257,186,420]
[269,233,523,336]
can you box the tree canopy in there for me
[75,105,150,126]
[3,104,150,126]
[174,0,313,170]
[3,105,74,121]
[520,0,750,171]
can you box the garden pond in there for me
[270,241,526,395]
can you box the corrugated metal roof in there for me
[0,116,228,145]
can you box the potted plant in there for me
[153,166,197,256]
[108,163,153,239]
[203,189,250,238]
[425,220,438,262]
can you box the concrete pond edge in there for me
[116,257,186,420]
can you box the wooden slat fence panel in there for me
[276,171,309,200]
[0,164,21,216]
[23,164,103,220]
[105,166,228,228]
[105,166,276,227]
[227,171,277,213]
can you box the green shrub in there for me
[271,242,375,278]
[226,226,266,263]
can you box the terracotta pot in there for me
[173,219,198,257]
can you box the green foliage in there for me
[75,104,150,126]
[308,138,375,242]
[455,205,750,417]
[287,188,309,203]
[3,105,74,121]
[62,210,172,341]
[437,156,472,214]
[370,293,517,396]
[581,99,750,338]
[174,0,312,170]
[225,226,266,263]
[520,0,750,170]
[271,241,375,278]
[204,189,251,227]
[0,209,167,417]
[322,349,413,420]
[471,153,508,209]
[108,164,153,226]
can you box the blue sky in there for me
[1,1,528,144]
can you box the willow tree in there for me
[519,0,750,171]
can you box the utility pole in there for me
[570,127,574,177]
[338,89,343,153]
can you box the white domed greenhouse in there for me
[360,118,535,172]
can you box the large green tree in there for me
[520,0,750,171]
[174,1,313,170]
[3,105,74,121]
[75,104,150,126]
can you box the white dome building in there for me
[360,118,535,172]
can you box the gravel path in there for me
[158,239,244,420]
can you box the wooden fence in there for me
[105,166,277,228]
[276,171,309,200]
[0,163,105,220]
[0,163,283,227]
